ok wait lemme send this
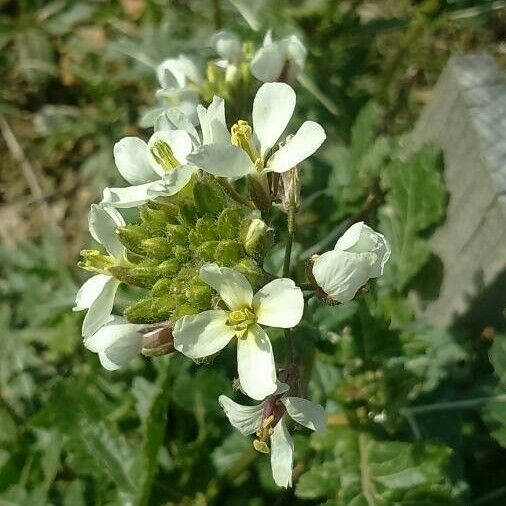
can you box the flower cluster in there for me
[74,29,390,488]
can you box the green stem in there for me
[283,199,297,365]
[216,178,255,208]
[212,0,222,29]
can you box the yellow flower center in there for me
[151,141,180,170]
[226,306,257,338]
[231,120,261,164]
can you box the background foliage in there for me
[1,0,505,504]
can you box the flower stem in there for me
[283,195,297,366]
[216,177,255,208]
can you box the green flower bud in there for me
[166,224,189,246]
[117,225,149,256]
[140,206,173,233]
[216,240,243,265]
[217,207,245,240]
[186,276,213,306]
[233,258,265,288]
[195,216,219,242]
[197,240,220,261]
[141,237,173,259]
[78,249,115,274]
[193,179,227,216]
[173,245,191,262]
[157,259,180,277]
[240,218,273,259]
[151,278,172,296]
[125,296,175,323]
[172,303,199,321]
[109,265,158,289]
[179,201,198,225]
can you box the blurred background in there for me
[0,1,505,505]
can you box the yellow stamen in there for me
[151,141,180,170]
[253,415,275,454]
[226,306,257,338]
[231,120,260,163]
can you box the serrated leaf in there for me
[379,144,446,290]
[296,428,457,505]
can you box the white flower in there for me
[211,31,244,83]
[84,316,143,370]
[101,130,197,208]
[140,55,203,127]
[251,32,306,83]
[312,222,391,303]
[73,205,126,337]
[187,82,326,178]
[173,263,304,400]
[219,384,326,487]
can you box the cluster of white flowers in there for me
[73,29,390,488]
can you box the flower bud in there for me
[109,265,158,289]
[140,237,173,259]
[116,225,149,256]
[240,218,273,259]
[310,222,390,304]
[193,179,227,216]
[141,324,176,357]
[125,295,175,323]
[216,240,243,265]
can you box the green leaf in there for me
[135,359,171,506]
[379,144,446,291]
[296,428,458,504]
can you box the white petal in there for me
[229,0,264,31]
[176,54,203,84]
[101,183,156,208]
[197,96,230,145]
[186,143,254,178]
[157,58,186,88]
[312,250,375,303]
[88,204,125,259]
[266,121,326,174]
[155,108,200,145]
[113,137,158,185]
[211,31,242,61]
[237,324,276,400]
[253,278,304,328]
[218,395,264,435]
[173,310,234,359]
[147,130,193,175]
[73,274,110,311]
[84,316,143,371]
[147,165,196,197]
[270,419,293,488]
[335,222,391,278]
[200,263,253,310]
[250,44,284,83]
[81,277,121,338]
[282,397,326,432]
[252,82,295,157]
